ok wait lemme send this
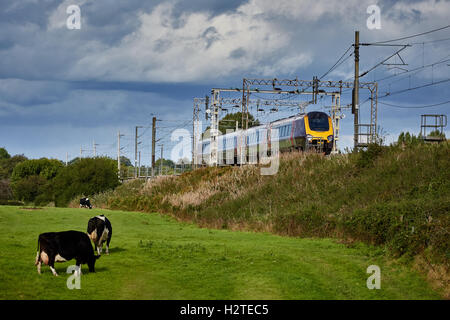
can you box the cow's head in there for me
[88,255,101,272]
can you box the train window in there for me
[308,112,329,131]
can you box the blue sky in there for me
[0,0,449,164]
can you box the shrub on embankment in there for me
[85,143,450,268]
[54,157,120,207]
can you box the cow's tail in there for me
[35,236,40,265]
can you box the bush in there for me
[10,158,63,202]
[53,157,119,207]
[11,175,48,203]
[0,154,28,180]
[397,131,424,146]
[11,158,63,181]
[356,143,384,168]
[0,148,10,160]
[0,179,13,200]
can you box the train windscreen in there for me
[308,112,329,131]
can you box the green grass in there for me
[0,206,441,299]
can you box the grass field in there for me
[0,206,441,299]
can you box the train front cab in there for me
[304,112,334,154]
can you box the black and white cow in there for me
[87,215,112,255]
[80,197,92,209]
[35,230,100,276]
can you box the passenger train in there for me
[197,111,334,165]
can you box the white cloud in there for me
[67,1,313,82]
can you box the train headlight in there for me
[327,135,333,142]
[306,134,313,142]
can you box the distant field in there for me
[0,206,441,299]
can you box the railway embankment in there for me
[77,142,450,296]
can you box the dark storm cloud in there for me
[0,87,193,128]
[170,0,247,17]
[0,79,70,106]
[69,80,209,99]
[0,0,60,27]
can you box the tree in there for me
[11,158,63,181]
[0,147,11,160]
[12,175,48,203]
[0,179,13,200]
[0,147,27,180]
[397,131,423,146]
[10,158,63,203]
[428,130,446,139]
[120,156,132,167]
[0,148,28,201]
[154,158,175,168]
[68,157,81,165]
[219,112,260,133]
[53,157,119,207]
[202,112,260,138]
[0,154,28,179]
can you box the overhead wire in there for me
[368,24,450,44]
[379,77,450,98]
[378,99,450,109]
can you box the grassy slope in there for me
[0,206,440,299]
[91,144,449,260]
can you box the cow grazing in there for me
[87,215,112,255]
[80,197,92,209]
[35,230,100,276]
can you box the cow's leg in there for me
[49,266,58,276]
[38,250,50,274]
[106,231,111,255]
[35,251,42,274]
[74,261,82,277]
[48,255,58,276]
